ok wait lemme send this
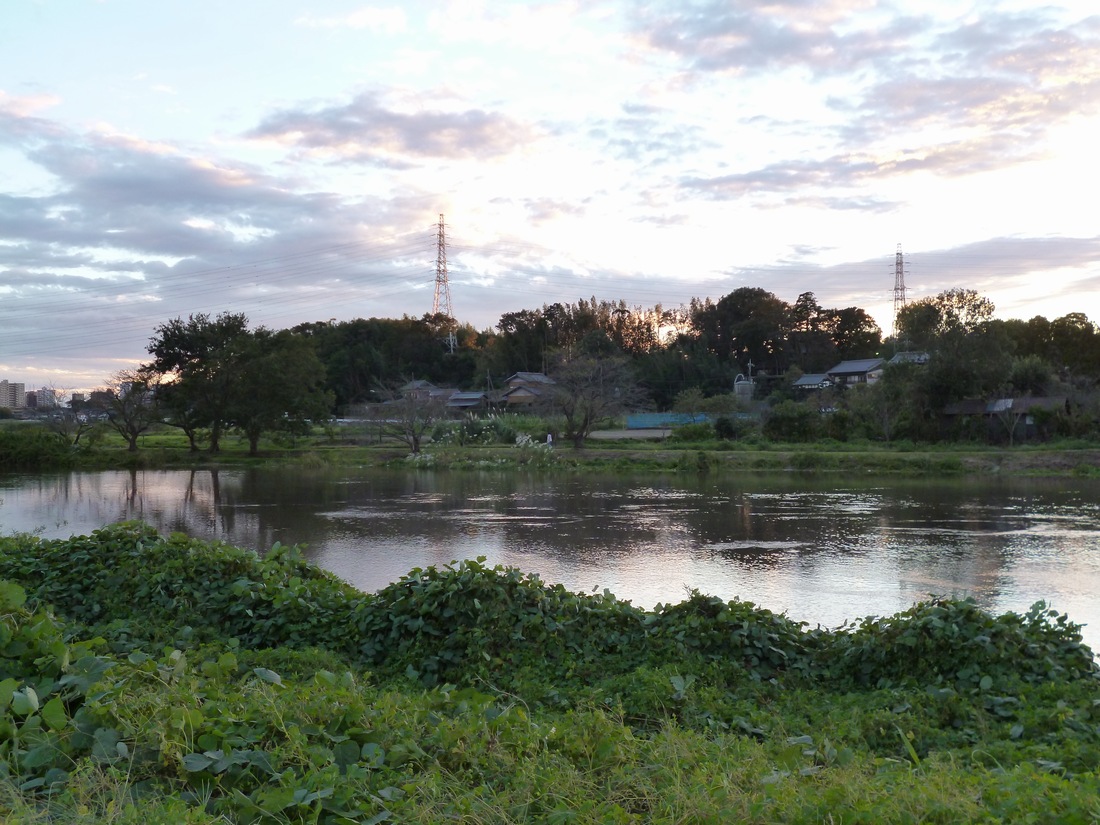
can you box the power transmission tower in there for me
[892,243,908,346]
[432,213,457,353]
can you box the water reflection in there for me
[2,468,1099,651]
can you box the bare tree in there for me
[544,353,647,448]
[40,385,97,447]
[98,368,161,452]
[368,385,448,453]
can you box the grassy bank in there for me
[2,524,1098,823]
[4,420,1100,477]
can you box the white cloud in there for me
[295,7,407,34]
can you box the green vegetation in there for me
[2,523,1098,823]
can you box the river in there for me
[2,467,1098,651]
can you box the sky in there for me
[2,0,1100,393]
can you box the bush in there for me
[762,400,821,442]
[670,422,713,442]
[0,426,74,469]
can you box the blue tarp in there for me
[626,413,710,429]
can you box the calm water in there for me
[2,468,1099,651]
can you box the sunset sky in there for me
[3,0,1099,392]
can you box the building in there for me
[33,387,60,408]
[501,372,555,407]
[825,358,885,386]
[0,380,26,408]
[793,373,832,390]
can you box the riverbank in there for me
[2,524,1098,823]
[5,420,1100,476]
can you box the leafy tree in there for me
[822,306,882,361]
[635,335,731,410]
[1008,355,1053,397]
[147,314,335,454]
[544,353,647,447]
[229,329,333,456]
[896,289,1009,412]
[896,288,995,349]
[146,312,251,452]
[691,287,791,375]
[844,363,928,441]
[1050,312,1100,377]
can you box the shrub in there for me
[0,427,74,470]
[762,400,821,442]
[670,422,713,442]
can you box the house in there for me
[942,397,1068,442]
[446,391,488,412]
[502,372,555,407]
[400,380,458,404]
[826,358,884,386]
[793,373,832,390]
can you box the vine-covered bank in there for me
[2,523,1098,823]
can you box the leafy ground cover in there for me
[2,524,1099,823]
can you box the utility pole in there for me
[892,243,908,347]
[432,213,457,353]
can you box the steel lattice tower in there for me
[432,213,457,353]
[892,243,908,342]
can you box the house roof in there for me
[504,371,555,385]
[827,358,884,376]
[889,351,929,365]
[401,379,437,391]
[445,391,488,408]
[793,373,831,388]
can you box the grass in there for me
[4,418,1099,477]
[2,525,1099,823]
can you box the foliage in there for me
[146,314,333,456]
[430,415,517,446]
[0,427,75,470]
[762,400,821,442]
[669,422,713,442]
[229,329,334,456]
[2,525,1099,823]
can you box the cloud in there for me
[629,0,898,75]
[295,7,407,34]
[632,3,1100,197]
[245,91,536,164]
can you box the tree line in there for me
[39,285,1100,452]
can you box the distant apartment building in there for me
[33,387,60,408]
[0,380,27,408]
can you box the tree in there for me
[1008,355,1053,397]
[1050,313,1099,377]
[98,368,161,452]
[228,329,334,456]
[896,288,995,348]
[146,313,251,452]
[39,386,97,447]
[896,289,1009,411]
[369,385,447,454]
[544,353,647,448]
[822,307,882,361]
[691,287,791,375]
